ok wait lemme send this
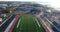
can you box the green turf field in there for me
[12,15,46,32]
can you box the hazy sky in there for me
[0,0,60,8]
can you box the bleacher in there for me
[0,15,15,32]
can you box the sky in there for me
[0,0,60,9]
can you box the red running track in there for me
[8,15,19,32]
[37,17,49,32]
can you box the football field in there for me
[12,15,46,32]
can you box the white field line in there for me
[17,19,21,28]
[35,18,41,27]
[33,19,37,27]
[34,21,37,27]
